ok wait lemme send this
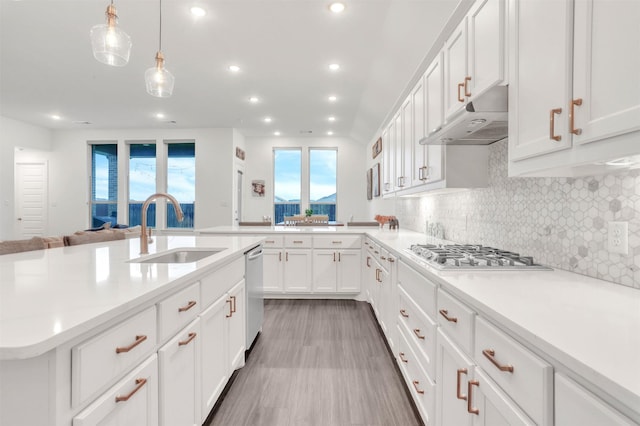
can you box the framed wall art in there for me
[366,168,373,200]
[372,137,382,159]
[372,162,380,197]
[251,180,265,197]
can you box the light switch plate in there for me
[608,221,628,255]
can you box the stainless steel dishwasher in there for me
[245,244,264,349]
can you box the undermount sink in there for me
[129,248,224,264]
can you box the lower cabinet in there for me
[73,355,159,426]
[263,248,284,292]
[158,319,201,426]
[312,249,361,293]
[283,249,313,292]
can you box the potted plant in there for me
[304,208,313,222]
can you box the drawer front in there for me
[398,285,437,380]
[398,260,437,319]
[313,235,361,249]
[475,316,553,426]
[397,325,437,425]
[159,282,201,341]
[73,354,159,426]
[284,235,313,248]
[436,289,475,355]
[72,306,157,407]
[262,235,284,248]
[201,257,244,306]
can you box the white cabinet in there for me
[73,355,159,426]
[158,319,201,426]
[444,18,469,120]
[381,126,394,194]
[312,236,362,293]
[283,249,312,292]
[509,0,640,176]
[395,96,412,190]
[263,248,283,292]
[555,373,637,426]
[263,236,312,294]
[227,279,246,371]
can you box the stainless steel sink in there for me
[129,248,224,264]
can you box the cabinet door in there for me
[381,126,393,194]
[158,320,201,426]
[396,96,412,189]
[470,368,535,426]
[228,280,246,371]
[412,75,427,186]
[364,251,375,304]
[467,0,505,100]
[393,111,403,190]
[425,53,444,183]
[312,250,337,292]
[436,330,474,426]
[337,249,361,293]
[199,295,229,422]
[283,249,312,292]
[263,249,283,293]
[509,0,573,161]
[73,355,158,426]
[572,0,640,146]
[444,18,469,120]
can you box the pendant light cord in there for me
[158,0,163,52]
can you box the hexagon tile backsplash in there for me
[396,139,640,288]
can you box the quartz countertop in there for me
[0,235,264,360]
[198,225,379,234]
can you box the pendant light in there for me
[145,0,174,97]
[90,0,132,67]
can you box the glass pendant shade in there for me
[145,52,175,97]
[90,4,132,66]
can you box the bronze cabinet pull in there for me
[226,299,233,318]
[456,368,468,400]
[550,108,562,141]
[399,352,408,363]
[412,380,425,395]
[178,300,196,312]
[115,335,147,354]
[115,378,147,403]
[464,76,472,97]
[338,252,341,262]
[467,380,480,415]
[279,252,282,261]
[366,256,371,267]
[439,309,458,323]
[399,309,409,318]
[333,252,336,262]
[388,257,395,263]
[482,349,514,372]
[332,241,342,244]
[458,82,465,102]
[293,240,303,244]
[286,252,289,261]
[381,255,387,260]
[230,295,237,313]
[178,332,197,346]
[413,328,426,340]
[570,98,583,135]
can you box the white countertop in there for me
[198,225,380,234]
[0,235,263,360]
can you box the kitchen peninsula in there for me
[0,234,264,426]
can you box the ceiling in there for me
[0,0,460,143]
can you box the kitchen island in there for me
[0,234,264,426]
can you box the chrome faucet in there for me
[140,193,185,254]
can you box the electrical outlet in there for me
[607,221,628,255]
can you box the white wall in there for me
[243,136,368,223]
[0,116,52,240]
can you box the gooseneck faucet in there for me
[140,193,185,254]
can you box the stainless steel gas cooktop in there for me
[406,244,552,271]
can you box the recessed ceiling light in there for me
[264,117,272,123]
[155,113,165,119]
[328,63,340,71]
[329,2,345,13]
[249,96,259,103]
[274,131,281,136]
[228,65,241,73]
[190,6,206,16]
[327,131,334,136]
[51,115,61,120]
[328,95,337,102]
[328,116,336,122]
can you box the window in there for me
[309,149,337,221]
[273,149,301,224]
[166,143,195,228]
[90,144,118,228]
[128,143,156,227]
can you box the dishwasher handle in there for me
[246,246,263,260]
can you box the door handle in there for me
[550,108,562,141]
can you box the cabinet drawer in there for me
[284,235,312,248]
[398,260,437,319]
[201,257,244,307]
[313,235,361,249]
[398,285,437,380]
[73,354,159,426]
[159,282,200,341]
[262,236,284,248]
[436,289,475,355]
[396,325,436,425]
[72,306,157,407]
[475,316,553,425]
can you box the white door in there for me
[263,249,284,293]
[337,250,361,293]
[283,249,312,292]
[15,162,48,238]
[312,250,337,293]
[436,329,474,426]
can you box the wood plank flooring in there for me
[207,299,422,426]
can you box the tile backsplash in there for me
[395,139,640,288]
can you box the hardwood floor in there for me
[207,299,422,426]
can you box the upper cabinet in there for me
[509,0,640,176]
[443,18,469,120]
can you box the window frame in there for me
[88,142,119,228]
[273,148,303,224]
[308,147,338,221]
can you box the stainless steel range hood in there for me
[420,86,508,146]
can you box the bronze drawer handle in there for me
[413,328,425,340]
[550,108,562,141]
[482,349,514,372]
[412,380,425,395]
[464,76,472,97]
[332,241,342,244]
[457,82,465,102]
[265,240,275,244]
[231,295,237,313]
[115,378,147,403]
[381,255,387,260]
[399,309,409,318]
[226,299,233,318]
[293,240,303,243]
[178,300,197,312]
[399,352,408,363]
[115,335,147,354]
[366,256,371,267]
[439,309,458,323]
[456,368,468,400]
[388,257,395,263]
[570,98,583,135]
[467,380,480,415]
[178,332,197,346]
